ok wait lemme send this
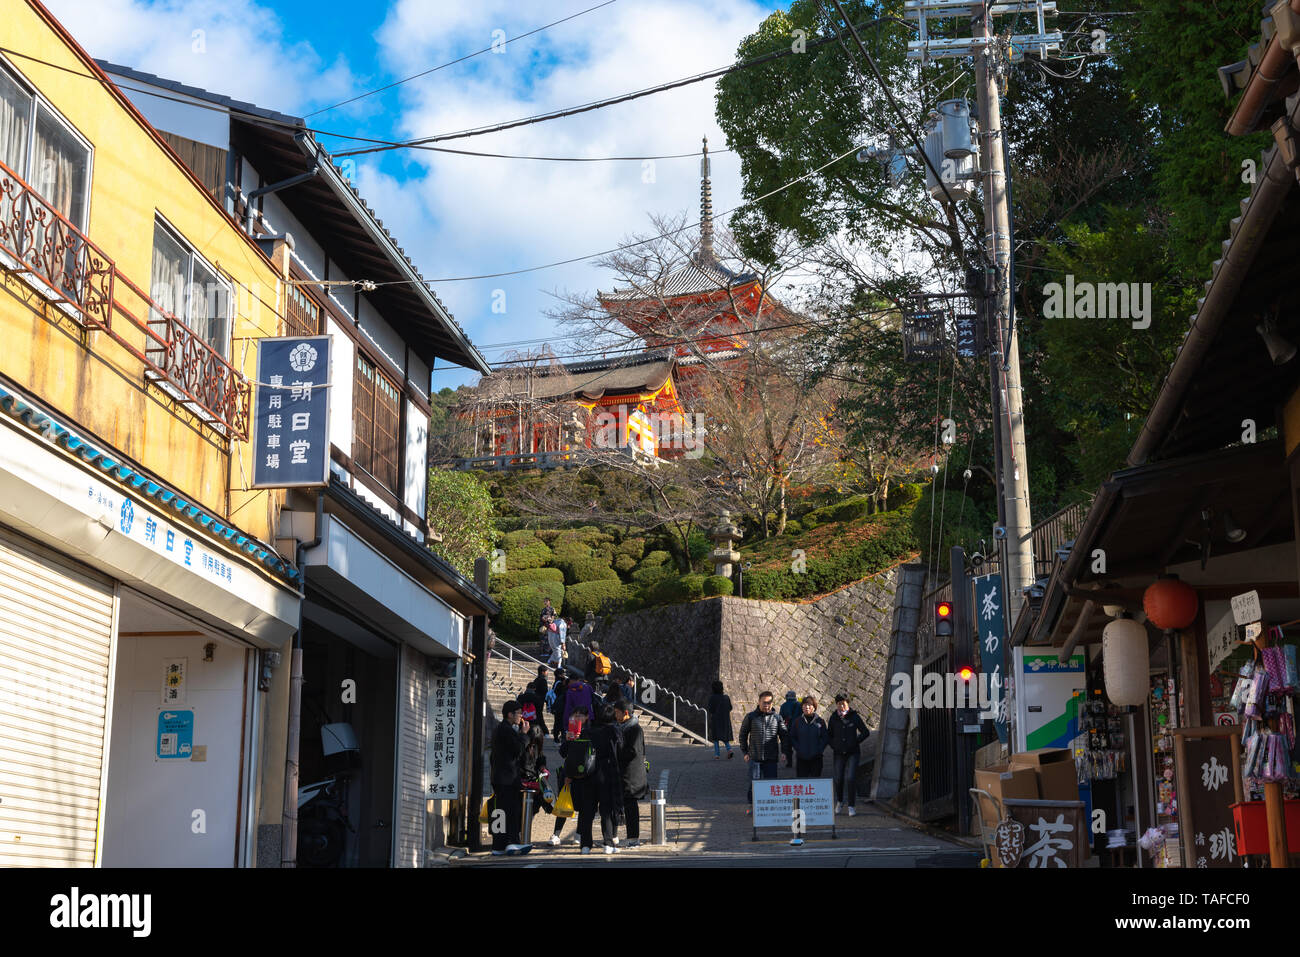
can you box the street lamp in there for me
[739,562,753,599]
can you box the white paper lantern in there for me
[1103,616,1149,706]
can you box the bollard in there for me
[650,788,667,845]
[790,795,803,846]
[521,789,535,845]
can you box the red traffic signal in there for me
[957,665,975,683]
[936,601,954,637]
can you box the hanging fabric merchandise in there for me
[1230,661,1255,711]
[1244,670,1271,720]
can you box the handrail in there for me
[565,626,712,745]
[491,633,710,746]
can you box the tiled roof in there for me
[599,257,759,302]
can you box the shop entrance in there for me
[101,590,255,866]
[299,596,397,868]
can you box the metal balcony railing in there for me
[0,158,250,439]
[0,158,114,330]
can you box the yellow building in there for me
[0,1,302,866]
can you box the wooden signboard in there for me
[1173,727,1244,868]
[1000,799,1088,868]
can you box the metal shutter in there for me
[0,530,114,866]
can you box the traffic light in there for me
[936,600,954,638]
[956,664,975,684]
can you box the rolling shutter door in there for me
[0,530,114,866]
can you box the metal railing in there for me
[565,628,711,745]
[0,158,251,439]
[0,158,114,330]
[491,633,710,746]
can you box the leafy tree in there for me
[426,469,495,578]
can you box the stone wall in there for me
[587,563,905,741]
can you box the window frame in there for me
[353,348,403,496]
[0,55,94,231]
[150,213,233,360]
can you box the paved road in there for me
[461,690,979,867]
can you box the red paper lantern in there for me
[1143,575,1198,630]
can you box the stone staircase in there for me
[484,650,704,750]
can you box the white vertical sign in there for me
[426,661,461,799]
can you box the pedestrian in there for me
[602,679,624,712]
[562,706,602,853]
[621,675,636,709]
[789,694,829,778]
[517,683,545,731]
[828,693,870,816]
[540,597,556,627]
[706,680,734,759]
[546,617,567,668]
[613,698,647,846]
[588,640,612,693]
[528,665,549,700]
[489,700,530,855]
[519,722,553,842]
[562,671,595,733]
[778,690,799,767]
[550,667,570,743]
[591,702,625,854]
[738,690,788,810]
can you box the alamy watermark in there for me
[889,665,1001,719]
[1041,275,1151,330]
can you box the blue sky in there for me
[45,0,779,389]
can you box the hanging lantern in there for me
[1143,574,1198,630]
[1103,615,1149,706]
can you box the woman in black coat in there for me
[706,680,734,759]
[613,698,648,846]
[590,703,625,854]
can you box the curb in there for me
[868,800,984,850]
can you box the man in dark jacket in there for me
[738,691,788,806]
[528,665,548,700]
[828,693,871,816]
[789,694,829,778]
[489,700,529,854]
[778,690,799,767]
[550,668,570,743]
[613,698,648,846]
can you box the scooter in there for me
[297,722,361,867]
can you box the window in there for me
[354,353,401,493]
[285,283,319,338]
[149,217,231,358]
[0,61,91,229]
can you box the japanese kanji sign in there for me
[1001,800,1086,867]
[973,573,1008,743]
[252,336,331,488]
[752,778,834,830]
[1173,729,1244,869]
[425,660,461,799]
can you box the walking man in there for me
[489,700,530,855]
[613,698,647,846]
[828,693,870,816]
[738,691,788,810]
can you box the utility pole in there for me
[972,5,1035,628]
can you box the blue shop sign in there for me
[157,709,194,760]
[973,573,1009,744]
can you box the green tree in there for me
[426,469,495,578]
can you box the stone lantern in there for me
[710,509,742,578]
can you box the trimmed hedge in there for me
[650,573,708,604]
[551,541,591,564]
[704,575,734,596]
[562,556,620,585]
[887,483,924,510]
[631,564,674,587]
[781,519,803,537]
[502,529,540,548]
[504,540,553,571]
[496,582,566,640]
[831,496,873,522]
[490,566,565,594]
[616,537,646,561]
[613,553,638,574]
[639,550,671,569]
[740,514,919,600]
[565,580,626,619]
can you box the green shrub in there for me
[739,519,919,600]
[650,573,708,604]
[504,540,553,571]
[495,582,566,640]
[490,567,565,593]
[832,496,873,522]
[613,553,638,574]
[616,537,646,561]
[631,563,674,587]
[781,519,803,537]
[887,483,924,511]
[503,529,540,548]
[687,531,711,562]
[535,529,562,544]
[564,580,626,619]
[704,575,734,596]
[639,550,671,569]
[562,556,620,585]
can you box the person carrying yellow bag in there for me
[554,782,575,817]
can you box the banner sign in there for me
[973,573,1008,743]
[426,661,461,798]
[251,336,330,488]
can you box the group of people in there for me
[706,683,872,815]
[488,657,648,856]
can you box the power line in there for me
[350,143,734,163]
[306,0,620,117]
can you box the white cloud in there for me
[41,0,355,114]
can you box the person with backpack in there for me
[550,668,570,744]
[789,694,829,778]
[828,693,871,816]
[706,680,734,759]
[778,690,799,768]
[739,691,789,809]
[588,641,612,692]
[562,672,595,733]
[562,706,603,853]
[489,700,530,855]
[613,698,647,846]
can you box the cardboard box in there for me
[1009,748,1078,802]
[974,765,1039,806]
